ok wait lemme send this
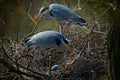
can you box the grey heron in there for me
[34,4,87,33]
[24,31,72,53]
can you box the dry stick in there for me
[56,24,95,78]
[48,56,52,80]
[27,58,32,69]
[80,0,89,10]
[16,54,33,68]
[56,22,97,80]
[15,54,33,79]
[78,23,96,57]
[28,2,32,14]
[61,23,97,74]
[78,0,80,8]
[64,3,111,69]
[0,45,50,78]
[27,2,37,24]
[0,46,44,80]
[93,30,107,35]
[16,58,24,80]
[23,1,42,39]
[57,3,111,79]
[22,14,42,40]
[0,59,44,80]
[27,13,37,24]
[79,3,111,57]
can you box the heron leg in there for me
[65,23,71,38]
[59,26,64,34]
[59,25,61,33]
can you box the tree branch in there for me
[0,45,50,79]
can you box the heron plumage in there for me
[40,3,86,26]
[24,31,70,51]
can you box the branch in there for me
[78,21,97,57]
[0,45,50,79]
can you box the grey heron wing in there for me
[49,7,77,21]
[49,4,86,25]
[55,37,61,46]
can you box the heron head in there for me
[34,7,49,20]
[39,7,49,14]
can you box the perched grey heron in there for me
[34,3,87,33]
[24,31,72,53]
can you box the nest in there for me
[0,26,107,80]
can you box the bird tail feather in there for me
[24,37,32,47]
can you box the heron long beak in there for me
[34,13,41,20]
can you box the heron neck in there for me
[43,12,54,20]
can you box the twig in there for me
[0,45,50,79]
[0,45,43,79]
[96,6,111,21]
[93,30,106,35]
[78,0,80,8]
[27,2,37,24]
[27,58,32,69]
[31,18,42,33]
[78,22,97,57]
[27,13,37,24]
[16,58,24,80]
[22,15,42,40]
[81,0,89,10]
[16,54,33,67]
[48,56,52,80]
[22,1,42,40]
[28,2,32,13]
[78,3,111,57]
[61,22,97,72]
[62,4,110,72]
[15,54,33,79]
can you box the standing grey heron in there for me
[34,3,87,33]
[24,31,72,53]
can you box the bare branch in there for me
[0,45,50,79]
